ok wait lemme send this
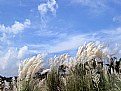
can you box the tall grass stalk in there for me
[17,42,121,91]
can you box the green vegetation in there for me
[17,42,121,91]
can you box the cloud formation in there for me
[38,0,58,16]
[32,27,121,56]
[0,19,31,34]
[0,19,31,76]
[38,0,58,30]
[18,46,28,59]
[0,49,16,70]
[0,46,30,76]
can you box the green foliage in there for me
[19,79,40,91]
[46,67,66,91]
[18,63,121,91]
[65,63,121,91]
[66,63,94,91]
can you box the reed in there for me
[16,42,121,91]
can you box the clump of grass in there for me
[17,55,44,91]
[66,63,94,91]
[17,42,121,91]
[46,67,66,91]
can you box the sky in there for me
[0,0,121,76]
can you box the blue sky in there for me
[0,0,121,76]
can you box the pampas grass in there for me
[16,42,121,91]
[17,55,44,91]
[46,67,66,91]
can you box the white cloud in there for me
[38,3,48,15]
[0,19,31,34]
[0,19,31,76]
[42,27,121,54]
[25,25,121,54]
[0,48,17,71]
[18,46,28,59]
[38,0,58,30]
[102,43,121,57]
[0,44,48,76]
[0,33,8,42]
[26,34,95,53]
[0,46,29,76]
[38,0,58,16]
[48,35,90,53]
[0,49,15,70]
[22,25,121,55]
